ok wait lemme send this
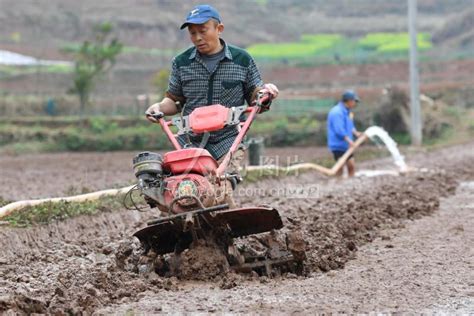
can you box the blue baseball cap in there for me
[180,5,221,29]
[342,90,360,102]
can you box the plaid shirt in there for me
[166,39,264,159]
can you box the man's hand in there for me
[344,136,355,148]
[354,130,363,138]
[145,103,164,123]
[258,83,279,113]
[261,83,279,99]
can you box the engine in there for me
[162,173,216,212]
[132,151,216,213]
[132,152,164,207]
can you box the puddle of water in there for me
[459,181,474,189]
[355,169,400,177]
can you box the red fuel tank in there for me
[163,148,218,176]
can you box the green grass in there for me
[254,0,268,5]
[0,116,173,152]
[247,32,433,64]
[358,32,432,53]
[0,114,323,153]
[0,196,11,207]
[248,114,327,147]
[0,64,72,78]
[2,101,471,153]
[2,196,124,227]
[247,34,343,59]
[2,185,148,227]
[0,141,58,155]
[271,98,334,115]
[423,126,455,146]
[358,33,432,53]
[0,101,333,153]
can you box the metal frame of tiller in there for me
[134,93,301,275]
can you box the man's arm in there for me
[329,111,354,147]
[244,57,264,105]
[352,128,362,138]
[145,97,179,122]
[145,58,184,122]
[344,135,355,147]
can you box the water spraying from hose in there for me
[364,126,408,172]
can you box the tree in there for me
[65,22,123,115]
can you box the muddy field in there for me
[0,143,473,314]
[0,146,335,201]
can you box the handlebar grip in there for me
[259,94,271,106]
[146,112,164,120]
[256,89,273,103]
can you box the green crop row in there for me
[247,32,433,60]
[358,32,432,53]
[0,113,330,153]
[247,34,343,59]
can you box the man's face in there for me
[346,99,357,109]
[188,20,224,55]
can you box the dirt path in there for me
[0,143,473,314]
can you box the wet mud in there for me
[0,143,472,313]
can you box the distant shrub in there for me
[89,117,119,133]
[248,114,327,147]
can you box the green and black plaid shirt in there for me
[166,39,264,159]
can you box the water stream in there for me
[364,126,408,172]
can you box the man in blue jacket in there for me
[327,90,362,177]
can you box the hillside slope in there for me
[434,8,474,50]
[1,0,472,59]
